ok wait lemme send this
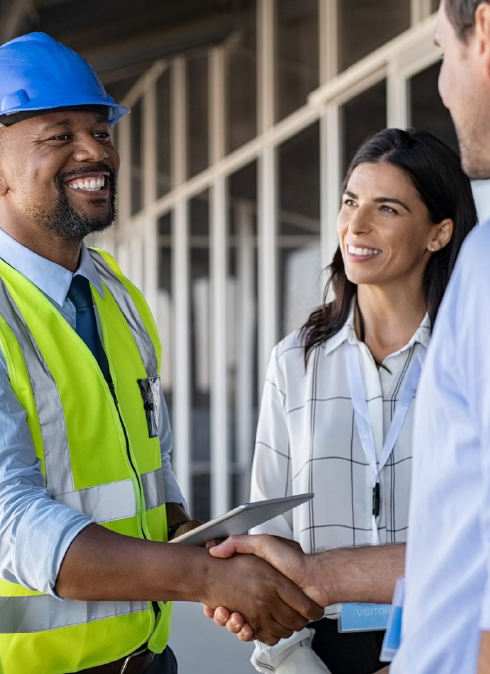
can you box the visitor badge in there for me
[338,602,392,632]
[380,576,405,662]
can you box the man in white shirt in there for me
[210,1,490,672]
[392,1,490,671]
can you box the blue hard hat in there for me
[0,32,129,125]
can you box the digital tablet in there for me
[170,493,314,547]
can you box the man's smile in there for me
[66,174,107,193]
[62,168,113,199]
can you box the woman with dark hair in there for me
[242,128,478,674]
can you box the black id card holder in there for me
[137,376,161,438]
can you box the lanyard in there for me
[345,342,424,543]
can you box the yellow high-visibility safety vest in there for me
[0,249,171,674]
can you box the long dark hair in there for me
[302,128,478,363]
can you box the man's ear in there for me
[474,3,490,70]
[0,167,8,197]
[0,172,8,197]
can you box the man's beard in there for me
[452,104,490,180]
[459,133,490,180]
[37,165,117,242]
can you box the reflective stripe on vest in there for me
[0,595,148,634]
[0,277,73,495]
[141,466,165,511]
[56,467,166,523]
[90,251,159,378]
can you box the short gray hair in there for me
[444,0,490,41]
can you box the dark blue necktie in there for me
[67,275,111,383]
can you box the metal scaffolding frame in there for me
[96,0,441,517]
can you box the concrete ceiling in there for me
[0,0,244,93]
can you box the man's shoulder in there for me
[459,220,490,267]
[442,222,490,300]
[431,221,490,345]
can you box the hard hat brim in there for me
[0,104,128,127]
[0,96,129,125]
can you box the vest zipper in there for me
[108,379,161,626]
[107,378,147,541]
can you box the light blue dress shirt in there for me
[0,227,185,597]
[391,221,490,673]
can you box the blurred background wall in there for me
[4,0,490,523]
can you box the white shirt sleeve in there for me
[250,345,293,536]
[250,347,330,673]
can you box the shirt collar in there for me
[0,226,104,307]
[323,303,357,356]
[324,301,431,356]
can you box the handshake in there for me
[201,534,328,646]
[197,533,404,650]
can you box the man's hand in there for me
[202,551,324,645]
[165,502,201,540]
[202,604,254,641]
[478,630,490,673]
[170,519,202,539]
[203,535,310,641]
[209,534,325,605]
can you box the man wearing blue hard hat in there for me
[0,32,322,674]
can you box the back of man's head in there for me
[445,0,490,41]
